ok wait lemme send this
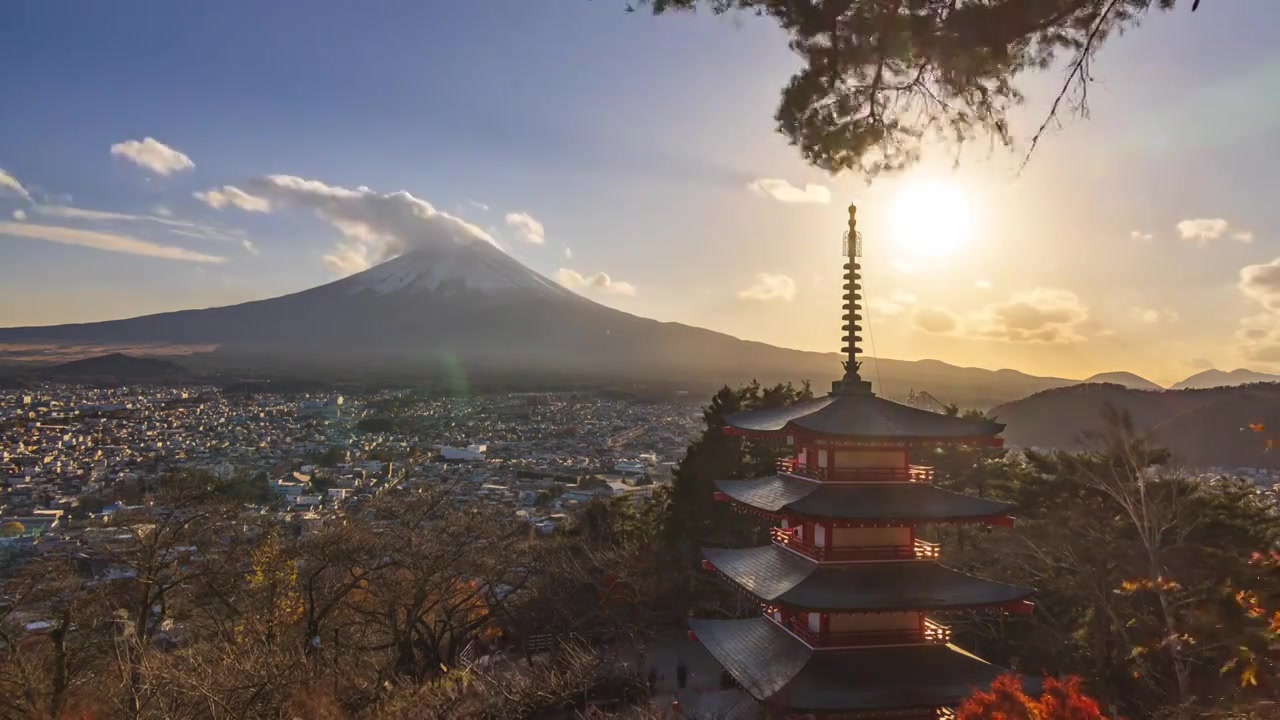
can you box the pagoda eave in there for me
[722,425,1005,448]
[720,498,1016,528]
[700,545,1036,613]
[713,476,1019,525]
[688,616,1039,715]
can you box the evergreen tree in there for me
[663,380,814,608]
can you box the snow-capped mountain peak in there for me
[334,241,574,300]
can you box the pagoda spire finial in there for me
[835,203,873,395]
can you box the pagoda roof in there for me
[715,475,1016,523]
[723,392,1004,441]
[689,616,1033,713]
[703,544,1034,612]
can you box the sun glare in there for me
[891,180,975,258]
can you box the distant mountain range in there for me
[1081,371,1162,390]
[992,382,1280,468]
[0,239,1276,407]
[1170,368,1280,390]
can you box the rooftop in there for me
[714,475,1017,523]
[703,544,1034,612]
[723,392,1004,442]
[688,616,1036,714]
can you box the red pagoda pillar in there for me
[688,204,1036,718]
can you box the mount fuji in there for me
[0,241,1090,405]
[0,240,839,387]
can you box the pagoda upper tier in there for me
[722,391,1004,445]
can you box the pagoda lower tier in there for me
[702,544,1034,613]
[689,616,1041,716]
[713,475,1017,524]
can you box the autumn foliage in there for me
[957,674,1111,720]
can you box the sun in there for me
[891,180,975,258]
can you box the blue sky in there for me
[2,1,1279,384]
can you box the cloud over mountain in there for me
[747,178,830,204]
[229,175,498,274]
[195,186,271,213]
[505,212,545,244]
[555,268,636,296]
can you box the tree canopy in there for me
[639,0,1193,175]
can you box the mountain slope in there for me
[39,353,190,381]
[1171,368,1280,390]
[1081,371,1163,390]
[992,383,1280,468]
[0,242,1072,406]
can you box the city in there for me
[0,385,701,546]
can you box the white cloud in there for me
[109,137,195,176]
[555,268,637,296]
[912,307,961,335]
[1237,314,1280,364]
[1235,258,1280,363]
[152,205,173,218]
[242,174,499,275]
[975,279,992,289]
[322,245,374,275]
[468,200,490,212]
[868,291,917,317]
[1129,306,1179,324]
[909,289,1089,342]
[0,221,224,263]
[11,209,25,221]
[505,211,546,244]
[29,204,242,243]
[747,178,831,204]
[564,246,573,260]
[1176,218,1253,246]
[241,238,260,255]
[1129,230,1153,242]
[737,273,797,302]
[194,186,271,213]
[36,204,172,224]
[1240,257,1280,311]
[969,288,1090,343]
[0,167,31,202]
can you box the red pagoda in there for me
[688,204,1035,718]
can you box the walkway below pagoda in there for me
[703,544,1034,612]
[715,475,1016,522]
[689,616,1032,715]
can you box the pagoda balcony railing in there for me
[787,617,952,648]
[776,459,934,483]
[771,528,941,562]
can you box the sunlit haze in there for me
[2,2,1278,387]
[891,180,974,259]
